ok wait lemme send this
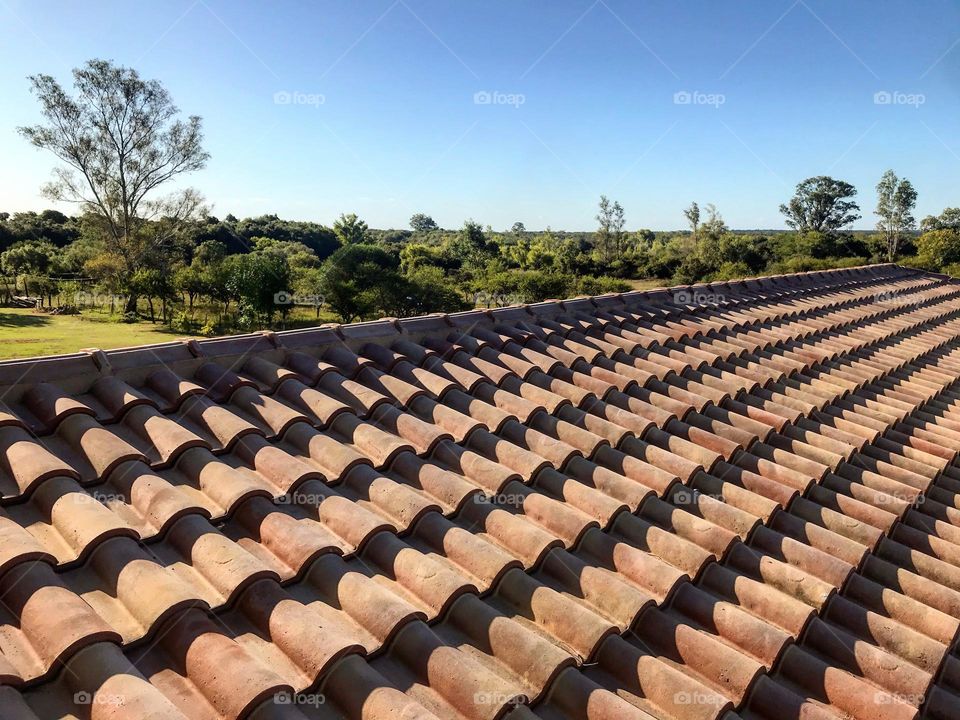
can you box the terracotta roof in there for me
[1,262,959,720]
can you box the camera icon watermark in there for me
[873,290,922,308]
[273,692,326,707]
[275,490,326,506]
[875,692,925,706]
[74,290,125,306]
[472,291,525,307]
[273,90,325,108]
[673,90,725,108]
[474,691,529,706]
[273,290,326,306]
[674,690,721,706]
[673,487,723,506]
[473,492,526,508]
[473,90,525,108]
[873,90,924,108]
[73,691,124,707]
[674,290,725,306]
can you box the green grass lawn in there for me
[0,308,186,360]
[625,278,668,291]
[0,278,672,361]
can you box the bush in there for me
[915,229,960,271]
[170,311,201,334]
[707,261,753,281]
[766,255,866,274]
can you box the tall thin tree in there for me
[19,59,209,313]
[683,202,700,240]
[875,170,917,261]
[595,195,613,263]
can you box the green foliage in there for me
[875,170,917,260]
[225,248,291,328]
[766,255,867,274]
[920,208,960,233]
[780,176,861,234]
[333,213,370,245]
[914,229,960,271]
[574,276,632,295]
[0,211,79,252]
[1,239,56,276]
[409,213,438,232]
[319,244,399,322]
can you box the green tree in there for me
[320,244,401,322]
[915,229,960,271]
[333,213,370,245]
[595,195,625,262]
[19,59,208,313]
[780,176,861,234]
[129,268,177,323]
[447,220,494,270]
[700,204,727,241]
[1,239,56,295]
[875,170,917,260]
[226,248,291,328]
[920,208,960,232]
[683,202,700,239]
[409,213,438,232]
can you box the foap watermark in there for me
[873,290,923,309]
[73,691,125,707]
[873,90,925,108]
[674,289,725,306]
[74,290,126,306]
[875,692,925,706]
[473,90,525,108]
[874,491,925,507]
[273,90,325,108]
[86,490,127,504]
[673,488,724,506]
[471,291,526,308]
[275,490,326,506]
[473,492,526,509]
[273,291,326,307]
[272,691,326,708]
[673,90,725,108]
[474,691,529,707]
[674,690,722,707]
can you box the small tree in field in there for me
[19,59,209,314]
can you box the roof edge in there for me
[0,262,937,385]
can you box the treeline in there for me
[4,170,960,335]
[9,59,960,336]
[0,210,633,333]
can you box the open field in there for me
[0,280,672,360]
[0,308,185,360]
[624,278,668,291]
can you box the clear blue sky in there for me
[1,0,959,230]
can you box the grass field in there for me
[625,278,668,291]
[0,308,186,360]
[0,279,673,361]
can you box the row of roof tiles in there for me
[1,263,959,720]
